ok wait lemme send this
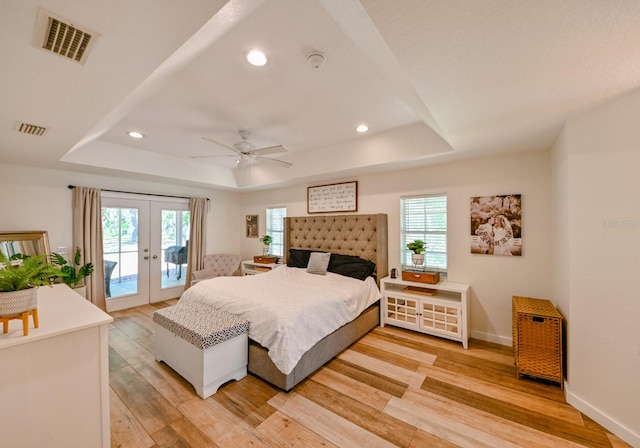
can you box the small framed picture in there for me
[246,215,258,238]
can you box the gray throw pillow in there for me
[306,252,331,275]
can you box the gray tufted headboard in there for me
[283,214,388,285]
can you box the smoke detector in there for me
[307,52,326,70]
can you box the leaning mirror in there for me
[0,231,51,258]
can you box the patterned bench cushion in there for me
[153,302,249,350]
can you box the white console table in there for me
[0,284,113,448]
[380,276,470,348]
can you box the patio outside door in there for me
[102,195,190,312]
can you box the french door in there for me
[102,195,190,312]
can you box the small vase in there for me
[411,253,424,269]
[262,245,270,256]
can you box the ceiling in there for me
[3,0,640,190]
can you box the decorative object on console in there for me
[50,247,94,290]
[470,194,522,256]
[0,252,64,336]
[259,234,272,256]
[307,181,358,214]
[401,270,440,285]
[406,239,427,268]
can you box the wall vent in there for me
[34,9,99,65]
[17,122,47,136]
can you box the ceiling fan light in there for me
[246,49,267,67]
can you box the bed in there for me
[181,213,388,390]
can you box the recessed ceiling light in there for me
[246,49,267,67]
[127,131,145,139]
[356,124,369,133]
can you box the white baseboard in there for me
[470,330,512,347]
[566,386,640,447]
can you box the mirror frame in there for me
[0,231,51,258]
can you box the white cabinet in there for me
[0,284,113,448]
[380,276,470,349]
[241,260,280,275]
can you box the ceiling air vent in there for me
[17,122,47,137]
[34,9,99,65]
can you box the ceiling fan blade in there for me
[189,154,236,159]
[253,145,288,156]
[202,136,240,154]
[255,155,293,168]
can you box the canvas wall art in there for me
[470,194,522,256]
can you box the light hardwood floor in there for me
[108,300,630,448]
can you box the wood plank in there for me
[178,396,277,447]
[358,331,438,365]
[150,416,220,448]
[417,362,584,426]
[401,387,586,448]
[338,348,426,388]
[325,358,408,398]
[109,324,149,360]
[109,388,156,448]
[255,410,340,448]
[409,428,461,448]
[419,376,615,448]
[211,374,279,428]
[309,366,393,411]
[268,391,400,448]
[110,365,183,434]
[295,379,416,447]
[127,352,195,407]
[385,395,522,448]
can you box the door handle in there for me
[144,255,149,260]
[152,255,158,259]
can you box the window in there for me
[401,194,447,271]
[266,207,287,257]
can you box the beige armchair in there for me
[191,254,242,285]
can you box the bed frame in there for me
[247,213,388,391]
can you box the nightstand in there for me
[241,260,280,275]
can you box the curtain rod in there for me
[67,185,209,201]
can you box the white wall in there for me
[241,149,553,344]
[0,163,241,256]
[553,88,640,446]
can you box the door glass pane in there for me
[161,209,190,289]
[102,207,139,298]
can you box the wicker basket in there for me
[0,288,38,316]
[512,296,563,387]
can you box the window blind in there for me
[401,194,447,271]
[266,207,287,257]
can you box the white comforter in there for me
[178,266,380,375]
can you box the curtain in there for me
[72,187,106,310]
[185,197,207,289]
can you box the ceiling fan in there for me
[197,130,292,169]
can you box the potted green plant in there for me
[50,247,94,295]
[406,239,427,267]
[0,252,64,319]
[259,235,273,256]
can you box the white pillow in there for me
[306,252,331,275]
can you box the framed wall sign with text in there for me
[307,181,358,214]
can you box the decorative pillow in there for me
[328,253,376,281]
[287,249,314,268]
[306,252,331,275]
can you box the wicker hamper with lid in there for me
[512,296,563,388]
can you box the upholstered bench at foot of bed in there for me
[153,302,249,399]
